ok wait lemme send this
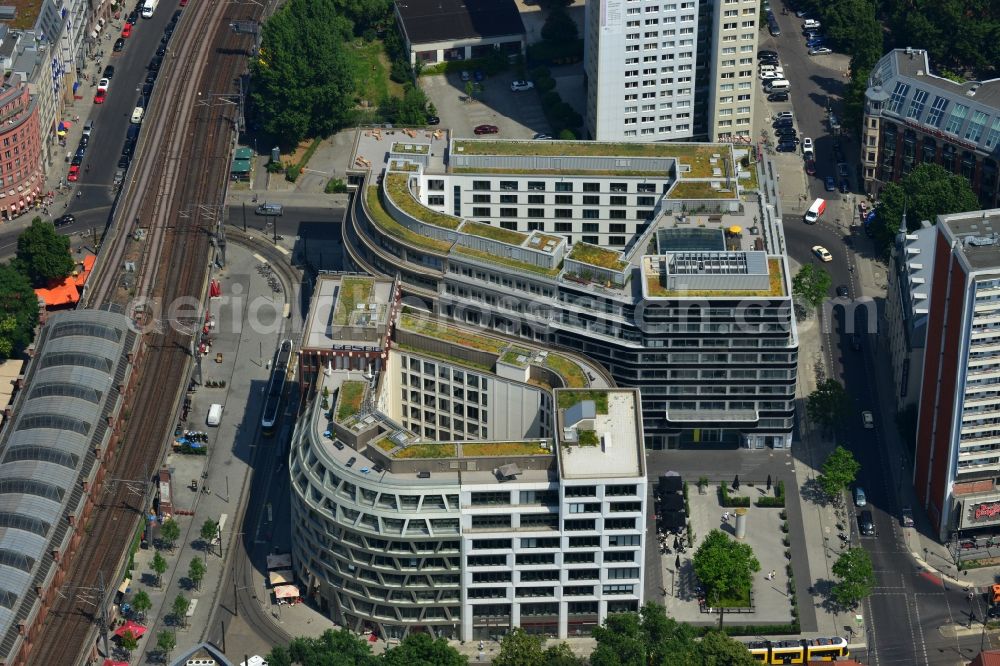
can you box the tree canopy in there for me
[381,632,466,666]
[871,164,980,253]
[267,629,465,666]
[831,547,876,608]
[15,218,74,287]
[806,379,851,431]
[494,628,580,666]
[0,261,40,360]
[818,445,861,501]
[692,530,761,610]
[792,264,832,310]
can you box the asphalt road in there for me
[225,205,346,272]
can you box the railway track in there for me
[26,0,262,663]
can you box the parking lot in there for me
[420,70,551,139]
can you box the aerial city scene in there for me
[0,0,996,663]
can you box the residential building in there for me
[702,0,760,142]
[0,72,44,220]
[584,0,699,141]
[344,133,796,450]
[394,0,525,67]
[862,48,1000,209]
[913,209,1000,540]
[290,275,644,641]
[9,30,56,171]
[884,220,935,411]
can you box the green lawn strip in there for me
[500,347,532,366]
[384,173,462,229]
[350,40,402,104]
[365,187,453,254]
[667,181,738,199]
[568,242,627,271]
[391,142,429,154]
[374,437,397,452]
[576,430,599,446]
[462,442,551,457]
[460,220,528,245]
[646,259,785,298]
[713,588,752,608]
[394,443,456,459]
[333,277,374,326]
[453,245,561,277]
[398,314,505,353]
[557,390,609,413]
[336,381,366,422]
[394,343,493,373]
[544,354,587,388]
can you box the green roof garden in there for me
[333,277,374,326]
[544,354,587,389]
[374,437,397,452]
[500,347,532,367]
[667,181,738,200]
[568,243,628,271]
[461,220,528,245]
[388,160,419,172]
[453,245,562,277]
[391,142,429,154]
[393,443,457,459]
[335,381,367,422]
[647,258,786,298]
[558,390,609,414]
[385,173,462,230]
[462,442,552,457]
[400,313,505,353]
[576,430,599,447]
[365,187,453,254]
[452,140,729,178]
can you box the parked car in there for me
[859,510,875,536]
[148,56,162,72]
[760,69,785,81]
[180,0,188,6]
[103,65,115,79]
[767,91,789,102]
[802,137,814,154]
[862,411,874,429]
[426,115,440,125]
[460,70,471,81]
[127,11,139,24]
[156,44,167,57]
[806,38,825,48]
[773,118,793,128]
[121,23,132,38]
[473,70,485,81]
[812,245,833,262]
[839,178,850,193]
[67,165,80,181]
[776,142,798,153]
[94,89,107,104]
[55,214,75,226]
[804,157,816,175]
[113,169,125,187]
[803,19,821,29]
[78,134,89,148]
[533,133,552,140]
[510,80,534,92]
[809,47,832,56]
[98,77,110,92]
[775,128,797,138]
[824,175,836,191]
[474,124,499,135]
[117,154,130,169]
[836,284,849,298]
[901,506,914,527]
[113,37,125,52]
[854,486,867,506]
[774,111,793,120]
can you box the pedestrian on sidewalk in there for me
[770,569,776,580]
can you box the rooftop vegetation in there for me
[385,173,461,230]
[460,220,528,245]
[667,181,739,200]
[568,243,628,271]
[453,245,562,277]
[365,187,453,254]
[391,142,429,154]
[374,437,397,452]
[388,160,419,172]
[544,354,588,389]
[333,277,374,325]
[399,313,504,353]
[500,347,532,366]
[335,381,366,422]
[395,343,493,373]
[576,430,599,447]
[393,443,456,459]
[462,442,552,457]
[558,390,609,414]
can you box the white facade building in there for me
[585,0,699,141]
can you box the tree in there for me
[494,628,545,666]
[698,630,757,665]
[806,378,851,431]
[0,265,39,360]
[872,164,980,253]
[464,80,475,102]
[818,445,861,501]
[251,0,357,148]
[14,218,74,287]
[200,519,219,555]
[544,642,583,666]
[381,632,466,665]
[150,551,167,588]
[268,629,376,666]
[159,518,180,551]
[591,603,699,666]
[131,589,152,621]
[692,530,760,627]
[188,557,206,591]
[157,630,176,660]
[831,547,876,608]
[119,629,140,658]
[172,594,190,627]
[792,264,832,309]
[541,7,578,46]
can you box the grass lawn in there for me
[646,259,785,298]
[394,443,456,459]
[334,277,374,325]
[713,588,752,608]
[545,355,588,388]
[501,348,532,366]
[667,181,739,200]
[374,437,397,452]
[365,187,453,254]
[576,429,599,446]
[336,381,367,422]
[557,390,609,413]
[461,220,528,245]
[399,314,505,353]
[568,243,627,271]
[385,173,462,230]
[351,40,404,106]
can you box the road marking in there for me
[910,593,930,665]
[273,244,290,256]
[253,252,267,263]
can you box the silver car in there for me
[113,169,125,187]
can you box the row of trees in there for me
[0,218,77,359]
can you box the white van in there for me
[207,403,223,426]
[130,107,144,124]
[804,198,827,224]
[765,79,790,92]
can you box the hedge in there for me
[719,483,751,508]
[696,623,801,637]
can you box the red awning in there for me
[103,660,129,666]
[114,620,147,638]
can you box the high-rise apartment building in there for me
[913,209,1000,540]
[584,0,759,143]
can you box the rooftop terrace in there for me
[556,390,643,479]
[303,274,395,349]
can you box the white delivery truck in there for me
[207,403,223,426]
[804,198,827,224]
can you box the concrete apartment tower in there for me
[702,0,760,142]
